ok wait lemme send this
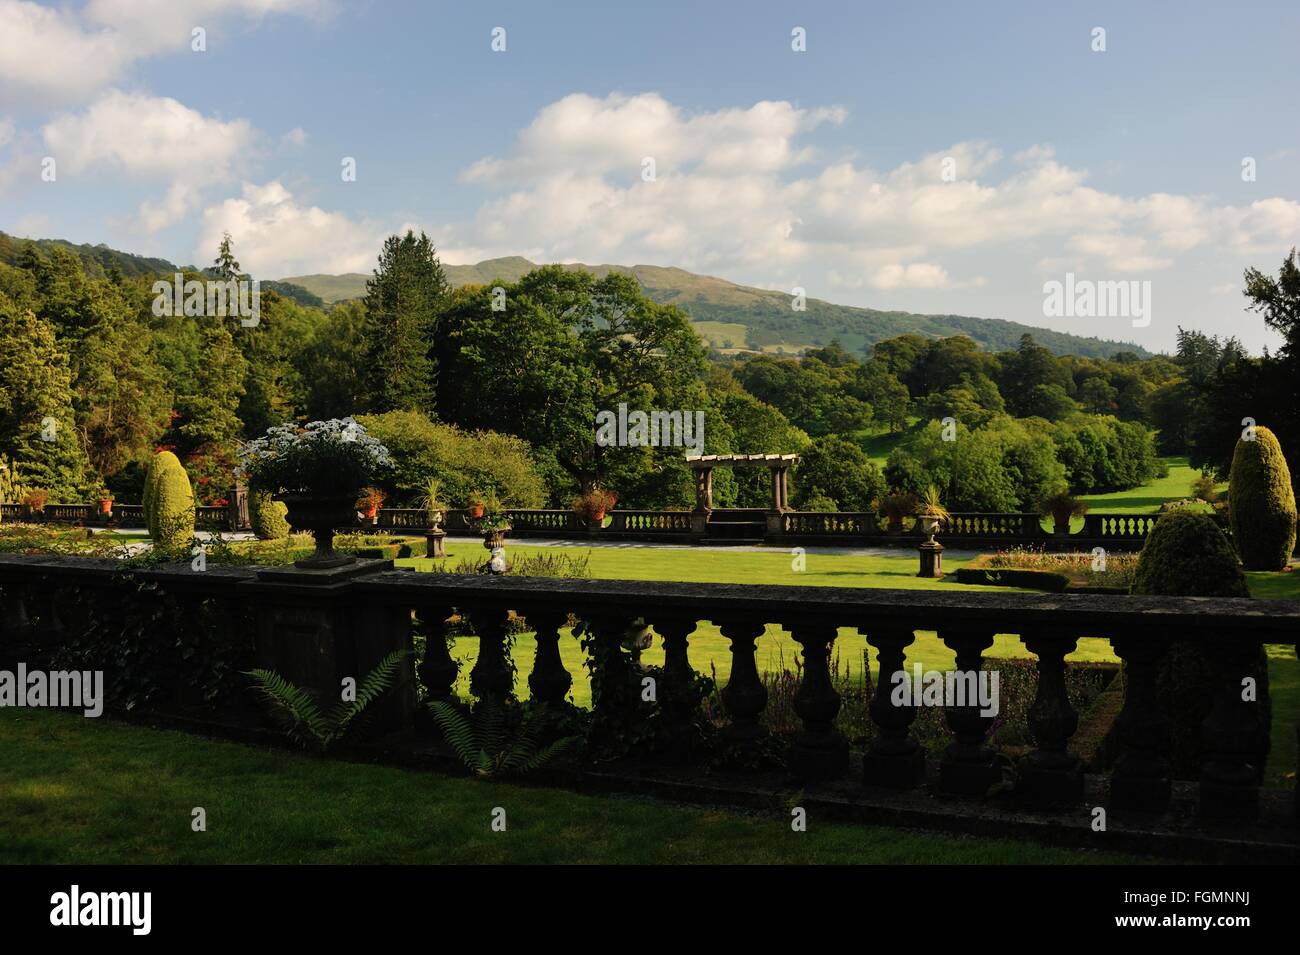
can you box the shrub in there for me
[1130,509,1270,780]
[1227,425,1297,570]
[249,488,290,540]
[573,488,617,522]
[150,451,195,553]
[357,410,544,507]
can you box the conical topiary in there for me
[149,451,195,554]
[1228,425,1297,570]
[1130,509,1270,781]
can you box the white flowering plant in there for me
[238,418,393,497]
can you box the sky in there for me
[1,0,1298,354]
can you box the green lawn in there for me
[0,708,1137,864]
[1078,456,1220,514]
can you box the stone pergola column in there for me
[693,466,714,513]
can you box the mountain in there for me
[0,230,187,279]
[0,230,1149,358]
[278,257,1152,359]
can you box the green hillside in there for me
[279,257,1150,359]
[0,230,186,279]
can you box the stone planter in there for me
[279,493,358,569]
[918,515,942,542]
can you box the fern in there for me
[429,698,578,779]
[245,650,410,753]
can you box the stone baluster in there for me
[1018,627,1083,808]
[788,622,848,781]
[467,605,515,702]
[526,609,572,705]
[938,626,1001,795]
[649,616,701,762]
[416,605,459,705]
[718,619,768,748]
[862,623,925,788]
[1198,636,1264,822]
[1108,633,1171,814]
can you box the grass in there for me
[0,708,1139,864]
[1078,456,1220,515]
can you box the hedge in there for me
[1228,425,1297,570]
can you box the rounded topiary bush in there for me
[1130,509,1269,780]
[1132,509,1249,598]
[150,451,195,554]
[249,488,290,540]
[1228,425,1297,571]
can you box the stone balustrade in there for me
[0,552,1295,832]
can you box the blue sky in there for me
[1,0,1298,353]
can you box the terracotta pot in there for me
[279,493,358,569]
[591,508,606,523]
[98,499,113,515]
[468,504,485,519]
[361,505,378,520]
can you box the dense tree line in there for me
[1,231,1294,515]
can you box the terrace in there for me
[2,551,1296,861]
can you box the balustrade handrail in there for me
[1,552,1295,832]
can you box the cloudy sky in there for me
[1,0,1298,353]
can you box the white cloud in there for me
[0,0,333,106]
[41,90,256,230]
[436,94,1300,299]
[462,92,844,184]
[198,180,382,276]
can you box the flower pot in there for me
[591,508,607,523]
[279,493,358,569]
[361,505,377,520]
[97,499,113,516]
[482,528,510,550]
[467,504,485,519]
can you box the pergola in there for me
[685,453,800,513]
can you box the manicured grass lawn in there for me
[1078,456,1220,514]
[0,708,1138,864]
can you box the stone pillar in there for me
[938,627,1000,795]
[769,467,783,512]
[241,558,412,731]
[1019,628,1083,808]
[425,529,446,559]
[1108,633,1171,814]
[862,624,925,788]
[917,540,944,578]
[788,622,849,781]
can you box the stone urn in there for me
[280,493,357,569]
[918,514,942,543]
